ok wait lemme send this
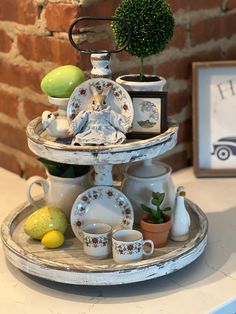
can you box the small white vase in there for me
[116,74,166,92]
[170,187,191,241]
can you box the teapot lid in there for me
[126,160,171,179]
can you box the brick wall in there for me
[0,0,235,178]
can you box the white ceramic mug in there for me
[26,171,90,220]
[112,229,154,264]
[82,223,112,259]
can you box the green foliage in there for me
[112,0,174,78]
[38,158,90,178]
[141,192,171,224]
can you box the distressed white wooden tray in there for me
[26,118,178,165]
[1,199,208,286]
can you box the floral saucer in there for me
[67,78,134,128]
[70,186,134,242]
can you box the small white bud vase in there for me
[170,186,191,241]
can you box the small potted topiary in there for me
[112,0,175,91]
[140,191,172,248]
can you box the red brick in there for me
[0,0,37,25]
[0,60,44,94]
[23,99,53,122]
[79,37,114,54]
[0,90,18,118]
[160,150,191,172]
[168,92,190,116]
[0,151,23,176]
[191,13,236,45]
[0,121,31,154]
[168,0,221,12]
[115,51,132,62]
[226,0,236,10]
[0,29,13,53]
[157,49,223,81]
[78,0,121,18]
[17,34,78,65]
[225,46,236,60]
[45,3,79,32]
[77,53,93,72]
[168,25,187,49]
[177,119,192,144]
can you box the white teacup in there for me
[82,223,112,259]
[112,229,154,264]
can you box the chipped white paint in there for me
[26,118,178,165]
[1,199,208,286]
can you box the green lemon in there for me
[41,65,85,98]
[41,230,64,249]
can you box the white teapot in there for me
[121,159,175,225]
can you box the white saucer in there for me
[70,186,134,242]
[67,78,133,128]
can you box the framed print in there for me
[192,60,236,177]
[128,91,168,139]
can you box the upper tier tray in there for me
[26,118,178,165]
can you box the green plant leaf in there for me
[157,218,164,224]
[162,206,171,212]
[37,157,90,178]
[152,191,159,199]
[141,204,152,213]
[151,198,161,206]
[60,166,75,178]
[150,208,161,220]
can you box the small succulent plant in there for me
[141,192,171,224]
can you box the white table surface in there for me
[0,166,236,314]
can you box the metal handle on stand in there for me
[68,16,131,54]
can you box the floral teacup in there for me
[112,229,154,264]
[82,223,112,259]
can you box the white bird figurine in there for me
[42,111,72,138]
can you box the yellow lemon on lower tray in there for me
[41,230,64,249]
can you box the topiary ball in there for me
[112,0,175,59]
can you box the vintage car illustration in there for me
[212,137,236,160]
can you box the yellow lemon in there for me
[41,230,64,249]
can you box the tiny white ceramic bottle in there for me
[170,186,191,241]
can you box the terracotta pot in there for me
[140,214,172,248]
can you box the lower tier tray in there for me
[1,199,208,286]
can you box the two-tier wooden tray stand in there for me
[1,119,208,285]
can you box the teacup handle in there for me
[143,240,154,256]
[26,176,49,208]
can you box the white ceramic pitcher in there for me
[121,160,175,225]
[26,172,90,220]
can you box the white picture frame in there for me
[193,61,236,177]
